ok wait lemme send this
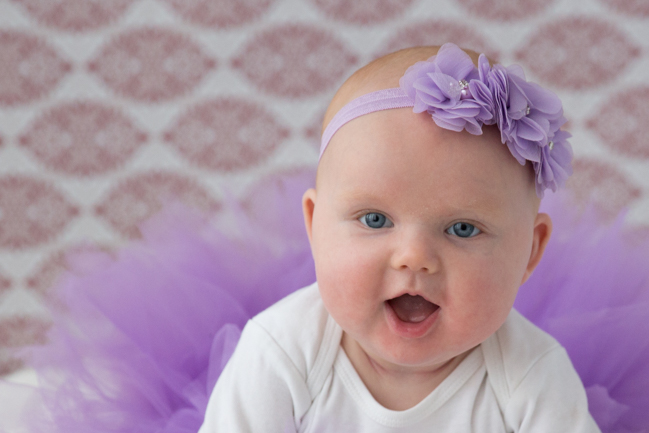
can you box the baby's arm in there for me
[198,320,311,433]
[504,346,601,432]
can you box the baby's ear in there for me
[521,212,552,285]
[302,188,317,244]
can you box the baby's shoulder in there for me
[250,282,341,378]
[498,309,561,362]
[482,309,564,392]
[482,311,596,429]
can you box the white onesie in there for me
[199,282,600,433]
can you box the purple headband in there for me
[319,43,573,198]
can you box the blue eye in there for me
[360,212,393,229]
[447,222,480,238]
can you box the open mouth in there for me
[387,294,439,323]
[385,294,439,338]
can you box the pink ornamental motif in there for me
[0,31,71,106]
[0,176,79,249]
[232,25,357,98]
[161,0,275,28]
[312,0,415,24]
[303,107,327,151]
[457,0,552,21]
[600,0,649,17]
[95,172,220,239]
[567,159,641,221]
[0,271,11,295]
[516,18,640,90]
[587,87,649,160]
[25,249,70,295]
[0,316,49,347]
[19,102,147,176]
[25,243,114,295]
[622,224,649,248]
[377,20,497,60]
[0,357,23,376]
[88,28,216,102]
[11,0,136,31]
[164,99,288,171]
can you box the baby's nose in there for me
[389,230,440,274]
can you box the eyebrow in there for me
[335,189,507,219]
[447,194,505,214]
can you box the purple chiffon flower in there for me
[534,129,573,197]
[399,43,492,135]
[508,70,564,160]
[486,63,567,163]
[470,54,495,124]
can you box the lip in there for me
[384,298,439,339]
[388,290,436,304]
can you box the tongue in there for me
[388,295,438,323]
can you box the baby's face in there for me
[303,108,550,371]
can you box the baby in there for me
[199,44,600,432]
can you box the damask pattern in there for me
[587,87,649,160]
[457,0,553,22]
[95,171,221,239]
[161,0,276,28]
[164,98,290,171]
[567,158,642,221]
[0,0,647,375]
[0,176,78,249]
[88,27,217,102]
[312,0,415,24]
[11,0,136,31]
[600,0,649,17]
[19,101,147,175]
[231,24,358,98]
[515,17,640,90]
[0,31,71,105]
[376,20,497,60]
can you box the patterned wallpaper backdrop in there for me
[0,0,648,375]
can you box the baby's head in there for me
[302,44,566,372]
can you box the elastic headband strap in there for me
[319,88,413,160]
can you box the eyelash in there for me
[446,222,481,238]
[359,212,394,229]
[359,212,481,238]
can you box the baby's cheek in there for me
[451,261,516,328]
[318,243,384,324]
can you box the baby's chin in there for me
[364,340,467,373]
[360,306,504,372]
[355,325,468,372]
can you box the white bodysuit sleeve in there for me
[504,346,601,433]
[198,319,312,433]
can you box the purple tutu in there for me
[6,170,649,433]
[516,195,649,431]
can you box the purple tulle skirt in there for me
[5,170,649,433]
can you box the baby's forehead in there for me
[316,106,539,213]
